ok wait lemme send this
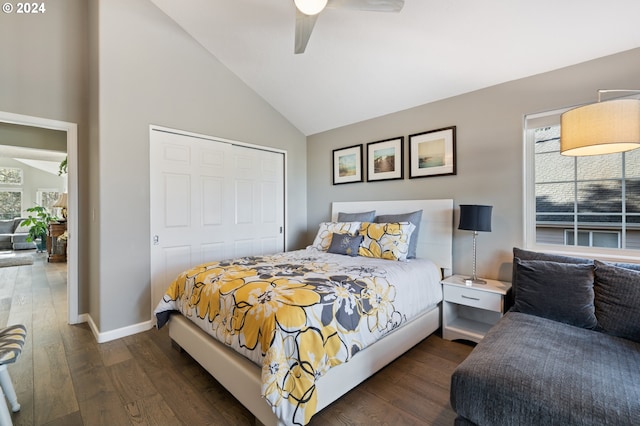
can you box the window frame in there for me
[523,107,640,262]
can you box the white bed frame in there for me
[169,199,454,425]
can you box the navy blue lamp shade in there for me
[458,205,492,232]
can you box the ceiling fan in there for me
[294,0,405,54]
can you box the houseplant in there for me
[20,205,57,252]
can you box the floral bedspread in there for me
[154,248,441,425]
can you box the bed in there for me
[154,199,453,425]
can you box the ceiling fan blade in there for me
[295,9,319,54]
[326,0,404,12]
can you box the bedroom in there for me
[1,0,639,424]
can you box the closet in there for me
[149,127,285,312]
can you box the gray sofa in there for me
[450,248,640,426]
[0,218,36,250]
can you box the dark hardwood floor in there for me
[0,252,474,425]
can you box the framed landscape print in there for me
[409,126,456,178]
[333,144,363,185]
[366,136,404,182]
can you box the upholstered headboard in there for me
[331,199,453,275]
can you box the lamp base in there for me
[463,277,486,285]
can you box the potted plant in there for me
[20,206,57,252]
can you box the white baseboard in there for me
[86,315,155,343]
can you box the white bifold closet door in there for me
[149,128,285,314]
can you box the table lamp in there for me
[458,204,492,284]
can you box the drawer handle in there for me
[461,295,480,301]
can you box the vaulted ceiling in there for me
[150,0,640,136]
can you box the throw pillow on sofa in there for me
[513,258,597,329]
[512,248,594,310]
[594,260,640,343]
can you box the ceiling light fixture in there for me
[294,0,328,16]
[560,89,640,156]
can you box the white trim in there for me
[87,314,155,343]
[0,111,80,324]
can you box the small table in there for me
[46,222,67,263]
[441,274,511,343]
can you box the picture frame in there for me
[366,136,404,182]
[332,144,363,185]
[409,126,456,178]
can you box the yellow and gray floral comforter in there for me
[154,248,441,425]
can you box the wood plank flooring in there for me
[0,252,475,425]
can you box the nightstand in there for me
[441,274,511,343]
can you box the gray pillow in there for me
[513,258,597,329]
[337,211,375,222]
[374,210,422,259]
[512,248,593,301]
[327,232,363,257]
[594,260,640,343]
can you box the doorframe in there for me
[0,110,80,324]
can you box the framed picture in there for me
[366,136,404,182]
[333,144,363,185]
[409,126,456,178]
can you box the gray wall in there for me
[94,0,307,332]
[0,0,90,311]
[0,124,67,152]
[307,48,640,282]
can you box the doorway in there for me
[0,111,79,324]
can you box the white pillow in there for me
[310,222,361,251]
[359,221,416,261]
[14,222,31,234]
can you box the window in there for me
[525,109,640,256]
[565,230,620,248]
[0,190,22,220]
[0,167,23,185]
[37,189,61,213]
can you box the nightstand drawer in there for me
[443,285,502,312]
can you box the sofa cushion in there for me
[451,311,640,426]
[513,258,597,329]
[0,220,14,234]
[511,248,593,303]
[594,260,640,343]
[13,219,30,234]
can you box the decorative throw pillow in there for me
[375,210,423,259]
[337,211,376,222]
[13,222,31,234]
[593,260,640,343]
[310,222,361,251]
[513,258,597,329]
[327,232,364,257]
[511,248,593,301]
[358,222,415,261]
